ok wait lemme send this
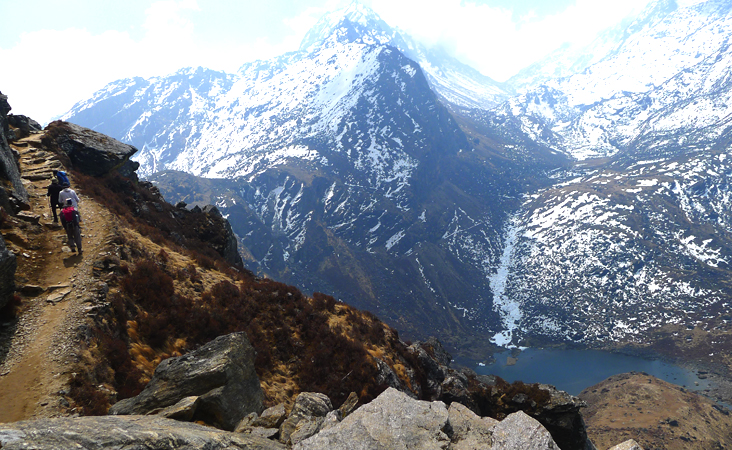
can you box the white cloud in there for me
[0,0,657,122]
[0,28,140,124]
[368,0,653,81]
[0,0,297,123]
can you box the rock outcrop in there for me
[409,338,595,450]
[0,91,29,212]
[294,387,564,450]
[0,415,286,450]
[201,205,244,268]
[109,332,264,431]
[279,392,333,445]
[6,114,41,140]
[42,121,137,177]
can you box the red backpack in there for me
[62,206,76,224]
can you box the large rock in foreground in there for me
[294,387,562,450]
[43,121,137,177]
[0,415,285,450]
[295,387,451,449]
[110,332,264,430]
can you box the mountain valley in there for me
[58,0,732,389]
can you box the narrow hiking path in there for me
[0,132,117,422]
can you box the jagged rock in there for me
[491,411,560,450]
[530,384,594,450]
[109,332,264,431]
[449,402,498,449]
[289,416,325,446]
[200,205,244,268]
[607,440,643,450]
[43,121,138,177]
[0,415,286,449]
[117,158,140,181]
[280,392,333,445]
[240,427,280,440]
[0,91,29,212]
[251,403,287,429]
[154,396,200,421]
[375,357,414,395]
[235,412,260,432]
[338,391,359,418]
[7,114,41,139]
[294,387,451,450]
[410,338,451,398]
[319,410,342,432]
[440,369,477,412]
[0,235,16,310]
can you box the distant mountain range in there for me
[61,0,732,361]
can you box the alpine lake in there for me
[457,348,715,397]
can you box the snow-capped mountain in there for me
[500,148,732,347]
[61,0,732,357]
[63,2,557,349]
[535,0,732,106]
[495,0,732,161]
[299,2,509,110]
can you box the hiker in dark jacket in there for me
[46,179,63,223]
[60,199,82,254]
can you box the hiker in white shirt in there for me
[58,186,80,209]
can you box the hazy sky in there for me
[0,0,654,124]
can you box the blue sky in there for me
[0,0,652,123]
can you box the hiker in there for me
[60,199,82,254]
[58,184,80,209]
[53,169,70,187]
[45,178,63,223]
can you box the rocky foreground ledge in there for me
[0,389,642,450]
[0,331,643,449]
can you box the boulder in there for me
[337,391,359,418]
[0,415,286,450]
[109,332,264,431]
[294,387,451,450]
[7,114,41,139]
[0,235,16,310]
[607,440,644,450]
[251,403,287,429]
[43,121,138,177]
[154,396,200,421]
[280,392,333,445]
[490,410,560,450]
[530,384,594,450]
[448,402,498,450]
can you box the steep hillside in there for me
[580,372,732,450]
[500,149,732,360]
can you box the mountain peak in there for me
[298,1,394,52]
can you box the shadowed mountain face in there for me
[62,0,732,363]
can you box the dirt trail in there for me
[0,133,116,422]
